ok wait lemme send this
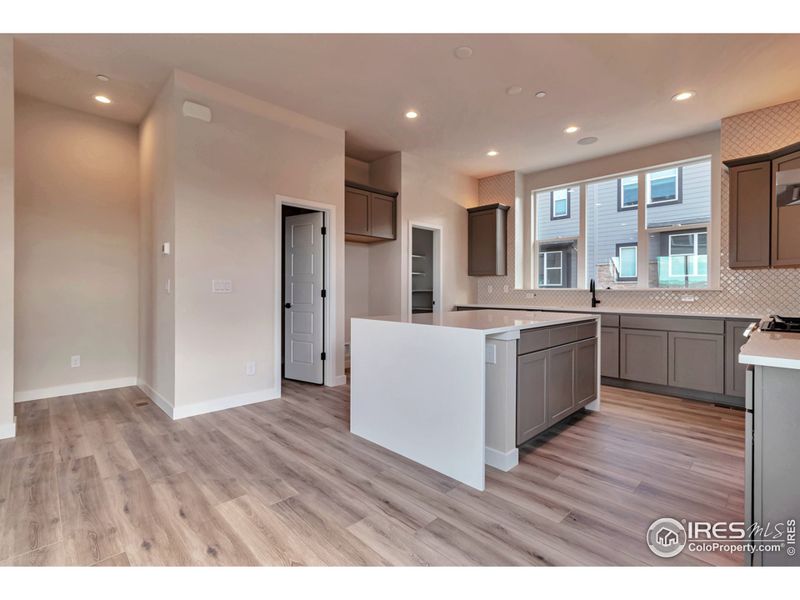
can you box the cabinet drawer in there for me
[620,314,724,335]
[575,321,597,342]
[600,314,619,327]
[518,328,550,355]
[549,324,577,347]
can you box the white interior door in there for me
[284,211,324,384]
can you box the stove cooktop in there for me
[761,315,800,333]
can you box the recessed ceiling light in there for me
[93,95,112,104]
[578,136,598,145]
[96,74,110,82]
[564,125,580,134]
[534,91,547,99]
[671,90,696,102]
[506,86,523,96]
[405,110,419,119]
[454,46,473,59]
[486,150,499,157]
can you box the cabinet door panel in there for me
[729,161,771,268]
[620,328,668,385]
[772,150,800,267]
[468,210,499,276]
[574,338,598,406]
[668,331,724,394]
[726,320,755,397]
[516,350,548,444]
[600,327,619,378]
[370,193,396,239]
[345,187,370,236]
[547,344,575,424]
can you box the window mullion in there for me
[636,171,648,288]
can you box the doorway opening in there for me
[409,223,443,321]
[281,204,327,385]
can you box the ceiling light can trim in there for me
[564,125,580,134]
[405,110,419,119]
[534,91,547,99]
[486,150,499,157]
[671,90,696,102]
[454,46,473,59]
[93,95,112,104]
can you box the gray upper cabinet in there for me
[771,149,800,267]
[516,350,548,444]
[668,331,724,394]
[729,161,771,268]
[724,140,800,269]
[468,203,509,276]
[600,326,619,378]
[344,182,397,243]
[620,328,668,385]
[725,320,755,397]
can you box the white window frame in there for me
[668,231,707,277]
[618,176,638,210]
[540,250,563,287]
[528,154,717,291]
[646,167,680,205]
[616,245,638,281]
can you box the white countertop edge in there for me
[353,311,599,335]
[739,353,800,370]
[458,303,762,321]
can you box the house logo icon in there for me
[647,518,687,558]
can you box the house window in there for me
[668,231,707,278]
[550,189,570,220]
[539,251,563,286]
[615,243,638,281]
[618,176,638,210]
[646,167,681,205]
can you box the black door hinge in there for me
[321,226,327,235]
[321,289,327,298]
[321,352,327,361]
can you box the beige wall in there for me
[138,76,176,406]
[170,71,346,410]
[14,95,139,397]
[0,36,14,433]
[344,242,370,345]
[345,156,370,185]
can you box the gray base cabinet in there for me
[516,324,598,446]
[726,320,754,397]
[620,328,668,385]
[516,350,548,443]
[600,326,619,378]
[668,331,724,394]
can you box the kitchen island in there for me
[350,310,600,490]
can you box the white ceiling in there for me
[13,34,800,178]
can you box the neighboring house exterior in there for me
[534,159,711,289]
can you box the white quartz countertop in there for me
[739,330,800,370]
[358,309,597,335]
[457,303,762,321]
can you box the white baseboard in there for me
[137,379,174,419]
[485,446,519,472]
[0,417,16,440]
[171,387,280,420]
[332,374,347,387]
[14,376,139,403]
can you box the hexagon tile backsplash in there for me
[474,99,800,317]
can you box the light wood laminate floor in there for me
[0,382,745,566]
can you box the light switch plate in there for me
[70,355,81,368]
[161,242,171,256]
[212,279,233,293]
[245,361,256,376]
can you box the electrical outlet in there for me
[165,278,172,294]
[526,293,535,299]
[503,285,509,293]
[70,355,81,368]
[212,279,233,294]
[487,285,493,294]
[245,361,256,376]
